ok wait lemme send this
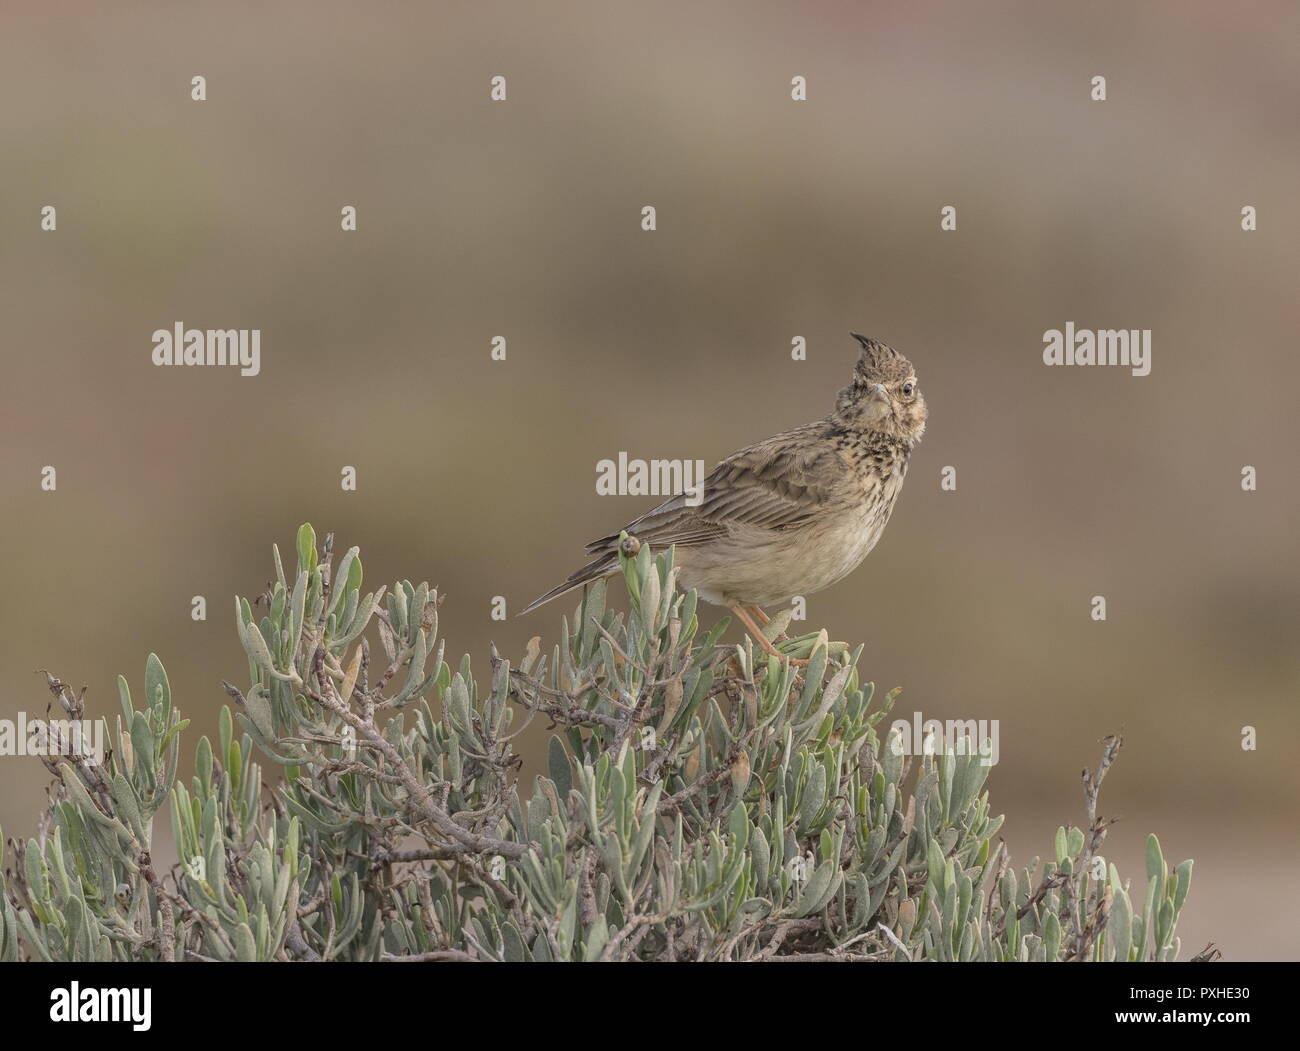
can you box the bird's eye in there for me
[902,382,914,396]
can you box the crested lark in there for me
[522,334,928,660]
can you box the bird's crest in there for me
[849,333,912,383]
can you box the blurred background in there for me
[1,1,1296,958]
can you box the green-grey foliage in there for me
[1,525,1195,961]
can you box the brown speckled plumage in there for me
[523,335,927,653]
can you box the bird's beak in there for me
[869,384,889,402]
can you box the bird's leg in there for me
[729,604,779,655]
[728,604,807,666]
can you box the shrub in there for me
[1,525,1195,961]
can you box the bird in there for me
[521,334,928,660]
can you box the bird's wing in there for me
[584,421,850,553]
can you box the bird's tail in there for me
[518,552,619,616]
